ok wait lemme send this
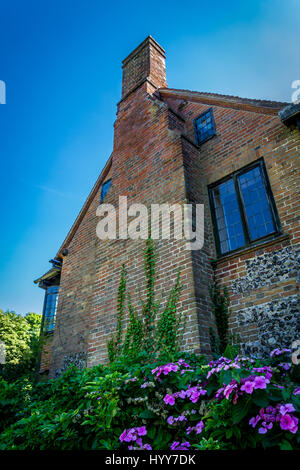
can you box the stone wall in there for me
[164,90,300,358]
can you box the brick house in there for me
[35,36,300,378]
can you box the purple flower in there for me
[293,387,300,395]
[253,375,269,390]
[171,441,190,451]
[143,444,152,450]
[270,349,281,357]
[167,416,174,425]
[185,386,207,403]
[249,416,261,428]
[178,415,186,422]
[119,426,148,444]
[270,348,291,357]
[258,426,268,434]
[279,404,295,416]
[279,363,291,371]
[196,421,205,434]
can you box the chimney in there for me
[121,36,167,100]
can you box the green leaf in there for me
[252,391,269,408]
[279,440,293,450]
[138,409,156,419]
[221,370,233,385]
[232,397,251,424]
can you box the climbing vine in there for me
[107,238,184,362]
[107,264,126,362]
[209,265,230,356]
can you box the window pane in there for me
[212,179,245,254]
[238,166,275,241]
[100,179,112,203]
[44,286,59,333]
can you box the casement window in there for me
[43,286,59,333]
[208,160,281,256]
[194,108,216,145]
[100,179,112,203]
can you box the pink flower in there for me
[241,381,254,394]
[280,415,298,433]
[119,430,127,442]
[164,393,175,406]
[137,426,147,436]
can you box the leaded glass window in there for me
[194,108,216,145]
[43,286,59,333]
[100,179,112,203]
[209,161,280,256]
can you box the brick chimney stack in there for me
[121,36,167,100]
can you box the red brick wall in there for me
[48,54,208,376]
[164,96,300,356]
[39,335,53,373]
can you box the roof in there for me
[278,102,300,124]
[34,266,61,285]
[159,88,288,115]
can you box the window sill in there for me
[213,233,290,265]
[43,330,54,337]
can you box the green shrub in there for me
[0,348,299,450]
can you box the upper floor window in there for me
[194,108,216,145]
[43,285,59,333]
[208,160,281,256]
[100,179,112,203]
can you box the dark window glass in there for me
[43,286,59,333]
[194,108,216,145]
[100,179,112,203]
[238,167,275,241]
[209,161,280,255]
[211,179,245,254]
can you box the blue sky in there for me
[0,0,299,315]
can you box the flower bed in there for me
[0,349,299,450]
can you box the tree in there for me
[0,310,42,381]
